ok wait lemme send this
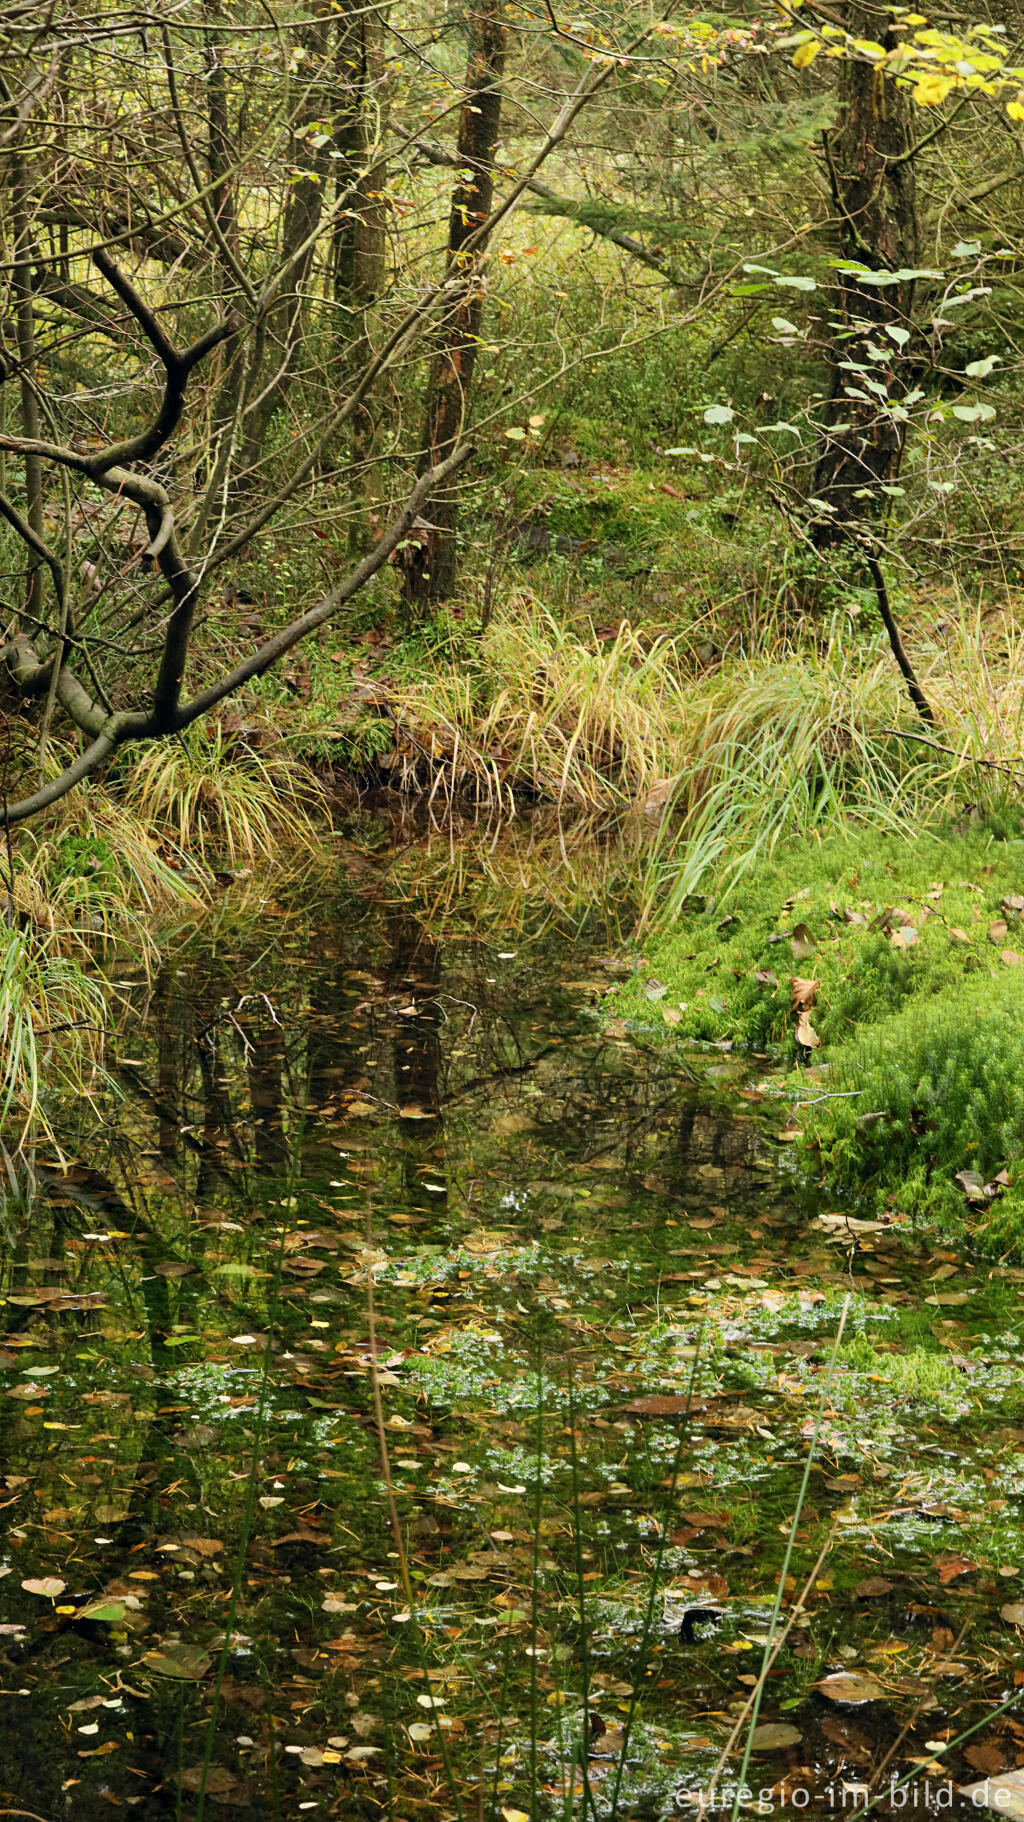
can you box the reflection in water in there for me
[0,809,1012,1819]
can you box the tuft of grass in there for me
[389,599,686,809]
[10,791,201,968]
[0,920,107,1146]
[384,597,962,839]
[120,720,320,869]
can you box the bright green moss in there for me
[805,975,1024,1244]
[618,825,1024,1053]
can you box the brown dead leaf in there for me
[623,1394,694,1416]
[791,977,821,1049]
[178,1535,223,1557]
[936,1552,977,1585]
[989,920,1009,945]
[964,1743,1007,1777]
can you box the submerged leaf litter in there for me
[0,811,1023,1818]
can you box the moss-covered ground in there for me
[614,821,1024,1251]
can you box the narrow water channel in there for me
[1,809,1022,1820]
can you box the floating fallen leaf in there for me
[21,1576,66,1599]
[1000,1603,1024,1626]
[141,1642,212,1680]
[815,1671,885,1705]
[853,1576,893,1598]
[750,1723,803,1751]
[936,1552,977,1585]
[966,1744,1009,1777]
[818,1213,887,1236]
[75,1599,127,1623]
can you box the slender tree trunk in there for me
[203,2,236,253]
[413,0,507,604]
[813,17,920,541]
[237,18,331,481]
[333,1,389,553]
[7,132,44,618]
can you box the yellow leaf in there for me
[912,73,952,105]
[792,38,821,67]
[1007,96,1024,119]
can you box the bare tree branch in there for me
[0,445,473,825]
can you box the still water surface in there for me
[0,810,1021,1819]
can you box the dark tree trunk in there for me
[812,16,920,541]
[413,0,507,604]
[248,1000,288,1168]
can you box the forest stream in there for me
[1,809,1023,1822]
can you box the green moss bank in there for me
[617,822,1024,1248]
